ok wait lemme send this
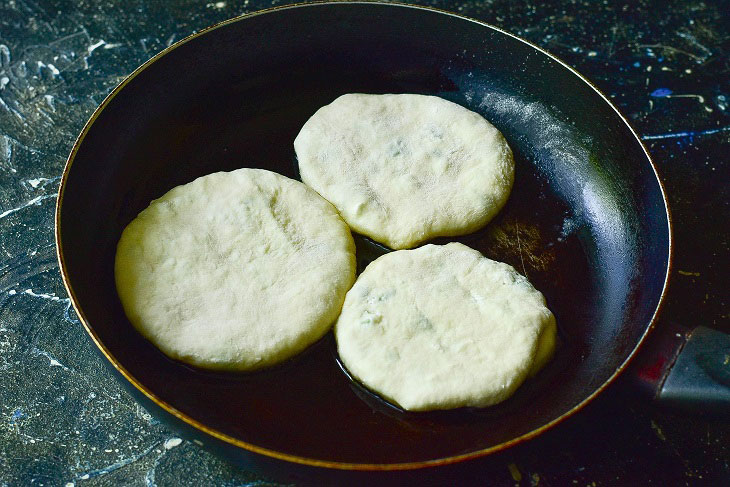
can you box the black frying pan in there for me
[56,2,673,483]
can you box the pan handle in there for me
[631,324,730,412]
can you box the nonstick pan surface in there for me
[56,2,671,473]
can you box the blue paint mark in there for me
[10,408,24,423]
[650,88,673,97]
[641,125,730,140]
[633,61,641,67]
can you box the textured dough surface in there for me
[115,168,356,371]
[335,243,556,411]
[295,94,515,249]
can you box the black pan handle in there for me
[631,324,730,412]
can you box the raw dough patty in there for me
[335,243,556,411]
[115,168,356,371]
[295,94,514,249]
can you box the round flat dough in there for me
[295,94,515,249]
[115,168,356,371]
[335,243,556,411]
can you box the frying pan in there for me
[55,1,677,483]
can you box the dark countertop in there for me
[1,1,727,485]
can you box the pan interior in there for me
[58,4,669,464]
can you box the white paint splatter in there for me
[0,95,25,121]
[87,40,106,54]
[103,42,122,49]
[0,76,9,90]
[17,60,27,77]
[163,437,182,449]
[0,193,56,219]
[145,466,157,487]
[36,61,60,78]
[44,94,55,111]
[23,288,63,301]
[25,176,61,189]
[1,135,11,164]
[32,347,70,370]
[9,287,79,324]
[0,44,10,67]
[666,93,705,103]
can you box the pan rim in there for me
[54,0,674,472]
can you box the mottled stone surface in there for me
[0,1,727,486]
